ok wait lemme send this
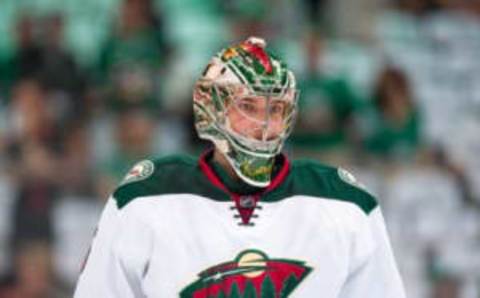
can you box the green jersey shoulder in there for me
[113,154,229,209]
[265,159,378,214]
[295,159,377,214]
[113,155,378,215]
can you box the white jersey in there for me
[74,153,405,298]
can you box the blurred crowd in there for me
[0,0,479,297]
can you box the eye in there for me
[238,101,257,115]
[269,103,285,116]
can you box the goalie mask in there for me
[193,37,298,187]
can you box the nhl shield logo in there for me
[239,196,256,208]
[180,249,312,298]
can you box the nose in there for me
[251,120,283,141]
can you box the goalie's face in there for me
[227,95,287,142]
[217,84,297,157]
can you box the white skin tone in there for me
[213,96,287,181]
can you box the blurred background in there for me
[0,0,479,297]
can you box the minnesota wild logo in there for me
[120,160,154,186]
[180,249,312,298]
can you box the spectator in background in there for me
[97,109,155,197]
[38,13,87,123]
[7,241,66,298]
[11,143,58,249]
[98,0,168,113]
[3,14,85,122]
[6,79,60,155]
[289,31,364,157]
[2,79,61,274]
[8,79,60,144]
[2,16,43,96]
[59,122,97,199]
[363,66,420,158]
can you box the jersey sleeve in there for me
[339,206,406,298]
[74,197,153,298]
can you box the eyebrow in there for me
[238,97,257,103]
[239,97,284,104]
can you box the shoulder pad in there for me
[291,159,378,214]
[113,155,197,209]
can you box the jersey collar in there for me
[198,149,290,225]
[198,149,290,196]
